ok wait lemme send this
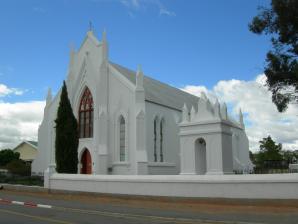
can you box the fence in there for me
[46,173,298,199]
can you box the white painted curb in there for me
[0,198,52,209]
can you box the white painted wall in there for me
[231,126,254,172]
[14,143,37,162]
[47,173,298,199]
[32,91,60,175]
[107,65,137,174]
[179,95,253,175]
[145,101,181,174]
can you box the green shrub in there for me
[0,174,43,186]
[6,159,30,176]
[0,149,20,166]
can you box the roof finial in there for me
[89,21,93,32]
[101,28,108,62]
[46,88,52,105]
[200,92,208,101]
[214,98,221,118]
[221,102,228,120]
[182,103,189,123]
[239,108,244,128]
[137,64,142,73]
[102,28,107,42]
[136,64,144,90]
[190,106,196,122]
[69,42,75,52]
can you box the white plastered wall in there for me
[231,126,254,172]
[145,101,181,174]
[32,91,60,175]
[107,66,138,174]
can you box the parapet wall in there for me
[47,173,298,199]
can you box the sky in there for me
[0,0,297,151]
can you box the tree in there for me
[6,159,30,176]
[282,149,298,163]
[249,150,256,164]
[249,0,298,112]
[0,149,20,167]
[255,135,283,168]
[55,81,78,173]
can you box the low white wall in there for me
[48,173,298,199]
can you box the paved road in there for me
[0,190,297,224]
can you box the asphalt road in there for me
[0,190,298,224]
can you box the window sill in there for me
[112,162,130,167]
[79,137,93,140]
[148,162,176,167]
[79,138,93,142]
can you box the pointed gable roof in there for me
[73,31,199,112]
[28,141,38,147]
[110,62,198,111]
[78,31,101,52]
[13,141,38,151]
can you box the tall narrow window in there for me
[78,87,94,138]
[160,119,164,162]
[153,117,158,162]
[119,116,126,161]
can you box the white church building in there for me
[32,31,253,176]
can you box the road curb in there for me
[0,198,52,209]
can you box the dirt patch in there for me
[2,189,298,215]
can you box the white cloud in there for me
[130,0,140,9]
[159,8,176,17]
[181,74,298,152]
[0,83,45,149]
[120,0,176,17]
[121,0,141,10]
[0,101,45,149]
[181,85,217,103]
[0,84,24,97]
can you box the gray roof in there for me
[27,141,38,147]
[13,140,38,151]
[110,63,199,111]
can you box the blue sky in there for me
[1,0,298,151]
[0,0,270,102]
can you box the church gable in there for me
[67,31,105,99]
[68,31,198,113]
[78,31,101,52]
[76,31,103,66]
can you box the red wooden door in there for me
[81,149,92,174]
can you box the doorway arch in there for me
[80,148,92,174]
[195,138,207,174]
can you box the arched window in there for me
[195,138,207,174]
[153,117,158,162]
[119,116,126,161]
[79,87,93,138]
[160,119,164,162]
